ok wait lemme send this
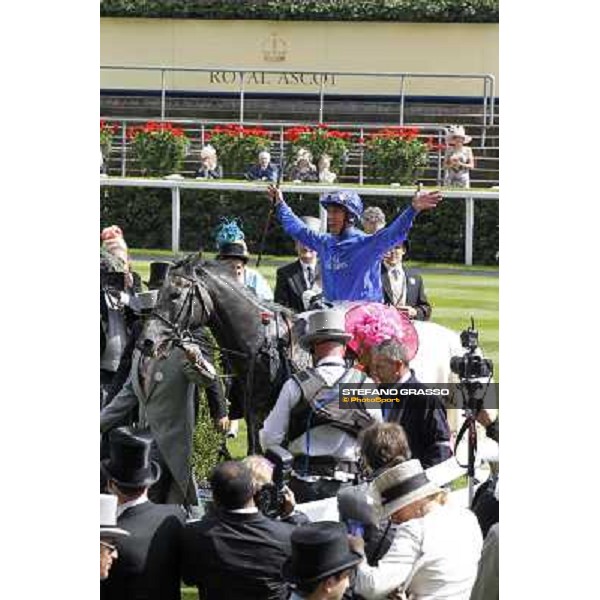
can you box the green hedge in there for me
[100,188,498,264]
[100,0,499,23]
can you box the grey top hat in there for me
[300,309,352,350]
[300,216,321,233]
[100,494,129,539]
[371,459,441,519]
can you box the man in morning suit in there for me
[381,240,432,321]
[274,215,322,312]
[100,427,186,600]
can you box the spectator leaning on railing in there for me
[196,144,223,179]
[246,150,279,182]
[288,148,319,182]
[444,125,475,188]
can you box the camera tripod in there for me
[454,381,485,506]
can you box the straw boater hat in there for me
[283,522,363,586]
[100,494,129,539]
[371,459,441,519]
[300,309,353,350]
[445,125,472,144]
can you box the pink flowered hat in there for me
[345,303,419,361]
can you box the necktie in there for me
[390,268,404,306]
[306,265,315,288]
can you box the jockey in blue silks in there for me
[267,186,442,303]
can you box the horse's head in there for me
[138,254,214,358]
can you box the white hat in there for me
[445,125,472,144]
[100,494,129,539]
[371,459,441,519]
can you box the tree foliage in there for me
[100,1,499,23]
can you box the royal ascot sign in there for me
[208,71,337,87]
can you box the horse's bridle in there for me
[150,271,212,345]
[149,269,248,360]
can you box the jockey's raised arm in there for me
[273,197,328,254]
[266,185,441,303]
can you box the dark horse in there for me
[140,253,309,453]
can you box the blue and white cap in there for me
[320,190,364,221]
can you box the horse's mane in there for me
[172,253,294,318]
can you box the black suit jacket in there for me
[382,372,452,468]
[381,265,432,321]
[182,510,293,600]
[101,501,186,600]
[274,260,310,313]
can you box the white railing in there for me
[101,65,496,130]
[99,177,499,265]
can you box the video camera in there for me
[101,271,127,293]
[450,317,493,381]
[255,445,293,519]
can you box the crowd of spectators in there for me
[100,177,497,599]
[115,124,475,187]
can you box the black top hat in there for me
[282,522,363,585]
[101,427,161,489]
[216,242,249,264]
[145,262,172,289]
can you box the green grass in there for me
[130,248,498,272]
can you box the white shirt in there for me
[385,263,407,306]
[244,267,274,301]
[117,492,149,517]
[355,504,483,600]
[259,357,381,463]
[228,507,259,515]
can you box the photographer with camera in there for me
[182,460,293,600]
[260,309,382,504]
[244,449,309,526]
